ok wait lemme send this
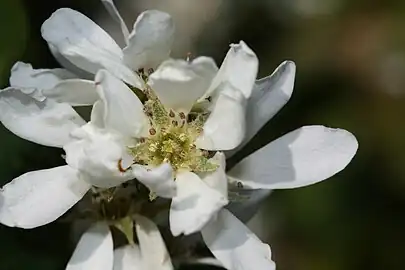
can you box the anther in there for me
[143,107,153,117]
[149,128,156,135]
[172,120,178,126]
[179,112,186,119]
[118,159,130,173]
[148,68,154,75]
[186,52,192,62]
[169,110,175,118]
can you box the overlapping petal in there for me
[67,223,113,270]
[42,79,98,106]
[148,57,218,113]
[123,10,174,71]
[135,215,173,270]
[101,0,130,44]
[204,41,258,99]
[195,83,246,150]
[228,125,358,189]
[64,123,135,188]
[201,209,275,270]
[9,61,76,101]
[95,69,149,138]
[41,8,141,87]
[132,163,176,198]
[0,87,85,147]
[113,245,143,270]
[170,170,228,236]
[0,166,90,229]
[227,60,296,157]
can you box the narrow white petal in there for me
[123,10,174,71]
[201,209,276,270]
[187,258,223,267]
[90,101,105,128]
[42,79,98,106]
[203,152,228,198]
[0,87,85,147]
[170,171,228,236]
[227,61,296,157]
[95,69,149,138]
[113,245,143,270]
[64,123,135,188]
[9,61,76,101]
[204,41,258,99]
[101,0,130,44]
[148,57,218,113]
[0,166,90,229]
[228,126,359,189]
[41,8,142,87]
[135,215,173,270]
[67,223,113,270]
[132,163,176,198]
[195,83,246,150]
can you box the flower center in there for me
[129,86,217,173]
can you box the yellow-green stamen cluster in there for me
[129,86,218,173]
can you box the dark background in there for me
[1,0,405,269]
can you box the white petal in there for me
[101,0,130,44]
[132,163,176,198]
[95,69,150,138]
[0,87,85,148]
[41,8,142,87]
[227,61,296,157]
[90,101,105,128]
[135,215,173,270]
[42,79,98,106]
[148,57,218,113]
[113,245,143,270]
[187,258,223,268]
[228,125,359,189]
[0,166,90,229]
[49,44,93,78]
[201,209,276,270]
[64,123,135,188]
[123,10,174,71]
[204,41,258,99]
[170,171,228,236]
[203,152,228,198]
[195,83,247,150]
[67,223,113,270]
[9,62,76,101]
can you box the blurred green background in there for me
[1,0,405,269]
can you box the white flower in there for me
[66,216,173,270]
[59,37,258,237]
[0,1,359,269]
